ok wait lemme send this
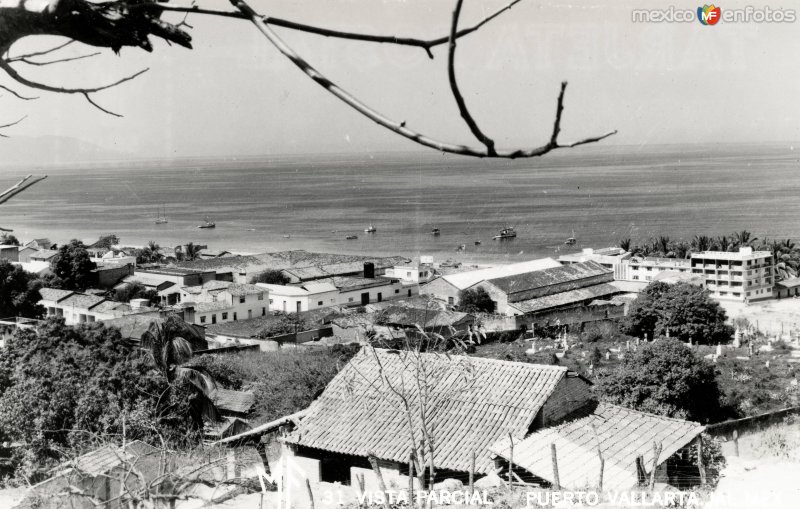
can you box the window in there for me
[222,312,228,320]
[211,314,217,324]
[448,297,454,305]
[633,275,639,280]
[200,316,206,324]
[348,297,354,302]
[262,307,266,316]
[318,301,323,306]
[395,289,400,294]
[258,293,264,300]
[233,312,238,321]
[269,299,273,304]
[408,289,412,296]
[406,271,412,277]
[239,296,246,303]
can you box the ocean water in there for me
[1,143,799,264]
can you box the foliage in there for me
[0,233,19,246]
[49,239,96,290]
[621,282,732,344]
[580,321,624,343]
[256,312,309,339]
[113,282,158,305]
[176,242,203,262]
[456,287,496,313]
[685,434,726,487]
[191,355,245,390]
[92,233,119,250]
[594,338,723,423]
[136,240,164,264]
[0,318,197,479]
[140,315,217,427]
[218,345,359,424]
[250,269,290,285]
[0,259,44,318]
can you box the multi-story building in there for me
[616,256,692,282]
[690,247,774,302]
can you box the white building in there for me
[39,288,152,325]
[384,262,435,284]
[182,283,269,326]
[257,281,339,313]
[690,247,774,302]
[559,247,631,272]
[616,256,692,282]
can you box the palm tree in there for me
[141,315,218,427]
[657,236,671,257]
[672,240,690,259]
[145,240,163,263]
[716,235,732,252]
[619,238,632,252]
[732,230,757,249]
[183,242,202,261]
[691,234,712,253]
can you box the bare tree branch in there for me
[0,83,36,100]
[448,0,496,155]
[0,115,26,137]
[156,0,524,58]
[13,51,102,67]
[229,0,616,158]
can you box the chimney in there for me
[363,262,375,279]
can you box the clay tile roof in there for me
[225,283,265,296]
[38,288,74,303]
[489,403,704,491]
[283,349,568,474]
[486,260,611,296]
[211,389,255,414]
[510,283,621,314]
[59,293,106,310]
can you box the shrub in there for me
[250,270,290,285]
[457,287,496,313]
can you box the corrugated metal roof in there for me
[283,349,568,474]
[489,403,704,491]
[442,258,563,290]
[510,283,622,314]
[486,261,611,298]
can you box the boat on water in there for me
[198,216,215,229]
[154,204,168,224]
[493,226,517,240]
[346,235,358,240]
[431,227,441,236]
[474,240,482,245]
[364,224,377,233]
[565,230,577,246]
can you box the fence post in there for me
[368,452,392,509]
[551,443,561,490]
[697,436,707,485]
[597,449,605,492]
[649,442,662,491]
[306,478,315,509]
[469,450,475,496]
[409,452,415,506]
[508,433,514,490]
[635,456,646,486]
[732,429,740,457]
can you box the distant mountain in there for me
[0,135,130,169]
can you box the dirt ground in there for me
[719,299,800,337]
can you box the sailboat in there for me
[493,226,517,240]
[198,216,216,229]
[364,224,377,233]
[154,204,168,224]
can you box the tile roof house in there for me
[211,389,256,417]
[281,349,593,486]
[489,403,705,491]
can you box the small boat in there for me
[431,227,441,236]
[346,235,358,240]
[565,230,577,246]
[198,216,215,229]
[154,204,168,224]
[283,234,291,239]
[364,224,377,233]
[455,244,466,252]
[493,226,517,240]
[474,240,482,246]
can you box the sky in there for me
[1,0,800,165]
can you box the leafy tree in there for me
[618,238,632,252]
[257,313,310,339]
[250,269,290,285]
[93,233,120,250]
[49,239,96,290]
[731,230,757,249]
[177,242,203,262]
[594,338,723,422]
[113,282,158,305]
[692,234,713,253]
[621,282,732,344]
[0,259,44,318]
[0,319,195,477]
[457,287,496,313]
[0,233,20,246]
[140,315,217,428]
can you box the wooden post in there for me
[306,478,315,509]
[357,473,365,496]
[281,453,288,509]
[697,436,707,485]
[649,442,662,491]
[508,433,514,489]
[469,450,475,496]
[409,452,415,506]
[597,449,605,492]
[635,456,646,486]
[732,429,740,457]
[551,443,561,490]
[368,452,392,509]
